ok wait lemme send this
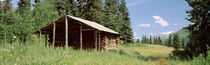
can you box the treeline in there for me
[0,0,134,44]
[136,33,186,48]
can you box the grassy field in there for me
[0,42,209,65]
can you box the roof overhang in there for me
[34,15,120,35]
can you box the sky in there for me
[9,0,192,40]
[126,0,192,40]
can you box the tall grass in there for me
[0,41,209,65]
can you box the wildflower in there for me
[2,49,9,52]
[49,57,54,60]
[13,36,16,39]
[10,46,15,49]
[32,60,37,63]
[27,61,31,64]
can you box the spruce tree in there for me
[104,0,119,31]
[65,0,79,16]
[149,35,152,44]
[17,0,31,15]
[154,37,157,44]
[185,0,209,58]
[83,0,104,24]
[0,2,3,23]
[16,0,33,43]
[55,0,65,16]
[3,0,12,13]
[158,36,162,45]
[32,0,59,30]
[173,33,180,49]
[34,0,40,4]
[136,38,140,43]
[119,0,134,43]
[181,38,185,48]
[168,34,172,46]
[77,0,86,18]
[141,35,145,43]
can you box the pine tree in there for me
[3,0,12,13]
[168,34,172,46]
[181,38,185,48]
[149,35,152,44]
[103,0,119,31]
[83,0,104,24]
[0,2,3,23]
[153,36,155,44]
[34,0,40,4]
[32,0,59,30]
[154,37,158,44]
[185,0,209,58]
[77,0,86,18]
[173,33,180,49]
[158,36,162,45]
[119,0,134,43]
[65,0,79,16]
[55,0,65,16]
[136,38,140,43]
[17,0,31,15]
[141,35,146,43]
[146,36,149,44]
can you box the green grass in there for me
[0,42,209,65]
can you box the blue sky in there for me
[10,0,192,40]
[126,0,191,39]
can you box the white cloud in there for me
[133,32,137,36]
[160,31,174,35]
[136,24,151,27]
[173,23,178,26]
[134,37,140,39]
[133,32,140,40]
[152,16,169,27]
[127,0,149,7]
[149,32,154,35]
[0,0,5,1]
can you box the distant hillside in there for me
[155,31,174,39]
[155,27,191,45]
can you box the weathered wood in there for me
[80,23,83,49]
[39,30,42,47]
[65,16,68,48]
[95,31,98,50]
[53,23,56,46]
[4,31,6,43]
[98,31,101,50]
[45,34,48,47]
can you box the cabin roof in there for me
[35,15,119,34]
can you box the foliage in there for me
[65,0,79,17]
[135,38,140,43]
[119,0,134,43]
[184,0,210,59]
[0,41,208,65]
[0,0,134,44]
[173,33,180,50]
[83,0,104,24]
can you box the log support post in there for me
[65,16,68,48]
[80,23,83,50]
[98,31,101,51]
[95,31,98,50]
[39,30,42,47]
[53,23,56,47]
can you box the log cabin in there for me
[35,15,120,50]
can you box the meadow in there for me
[0,42,209,65]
